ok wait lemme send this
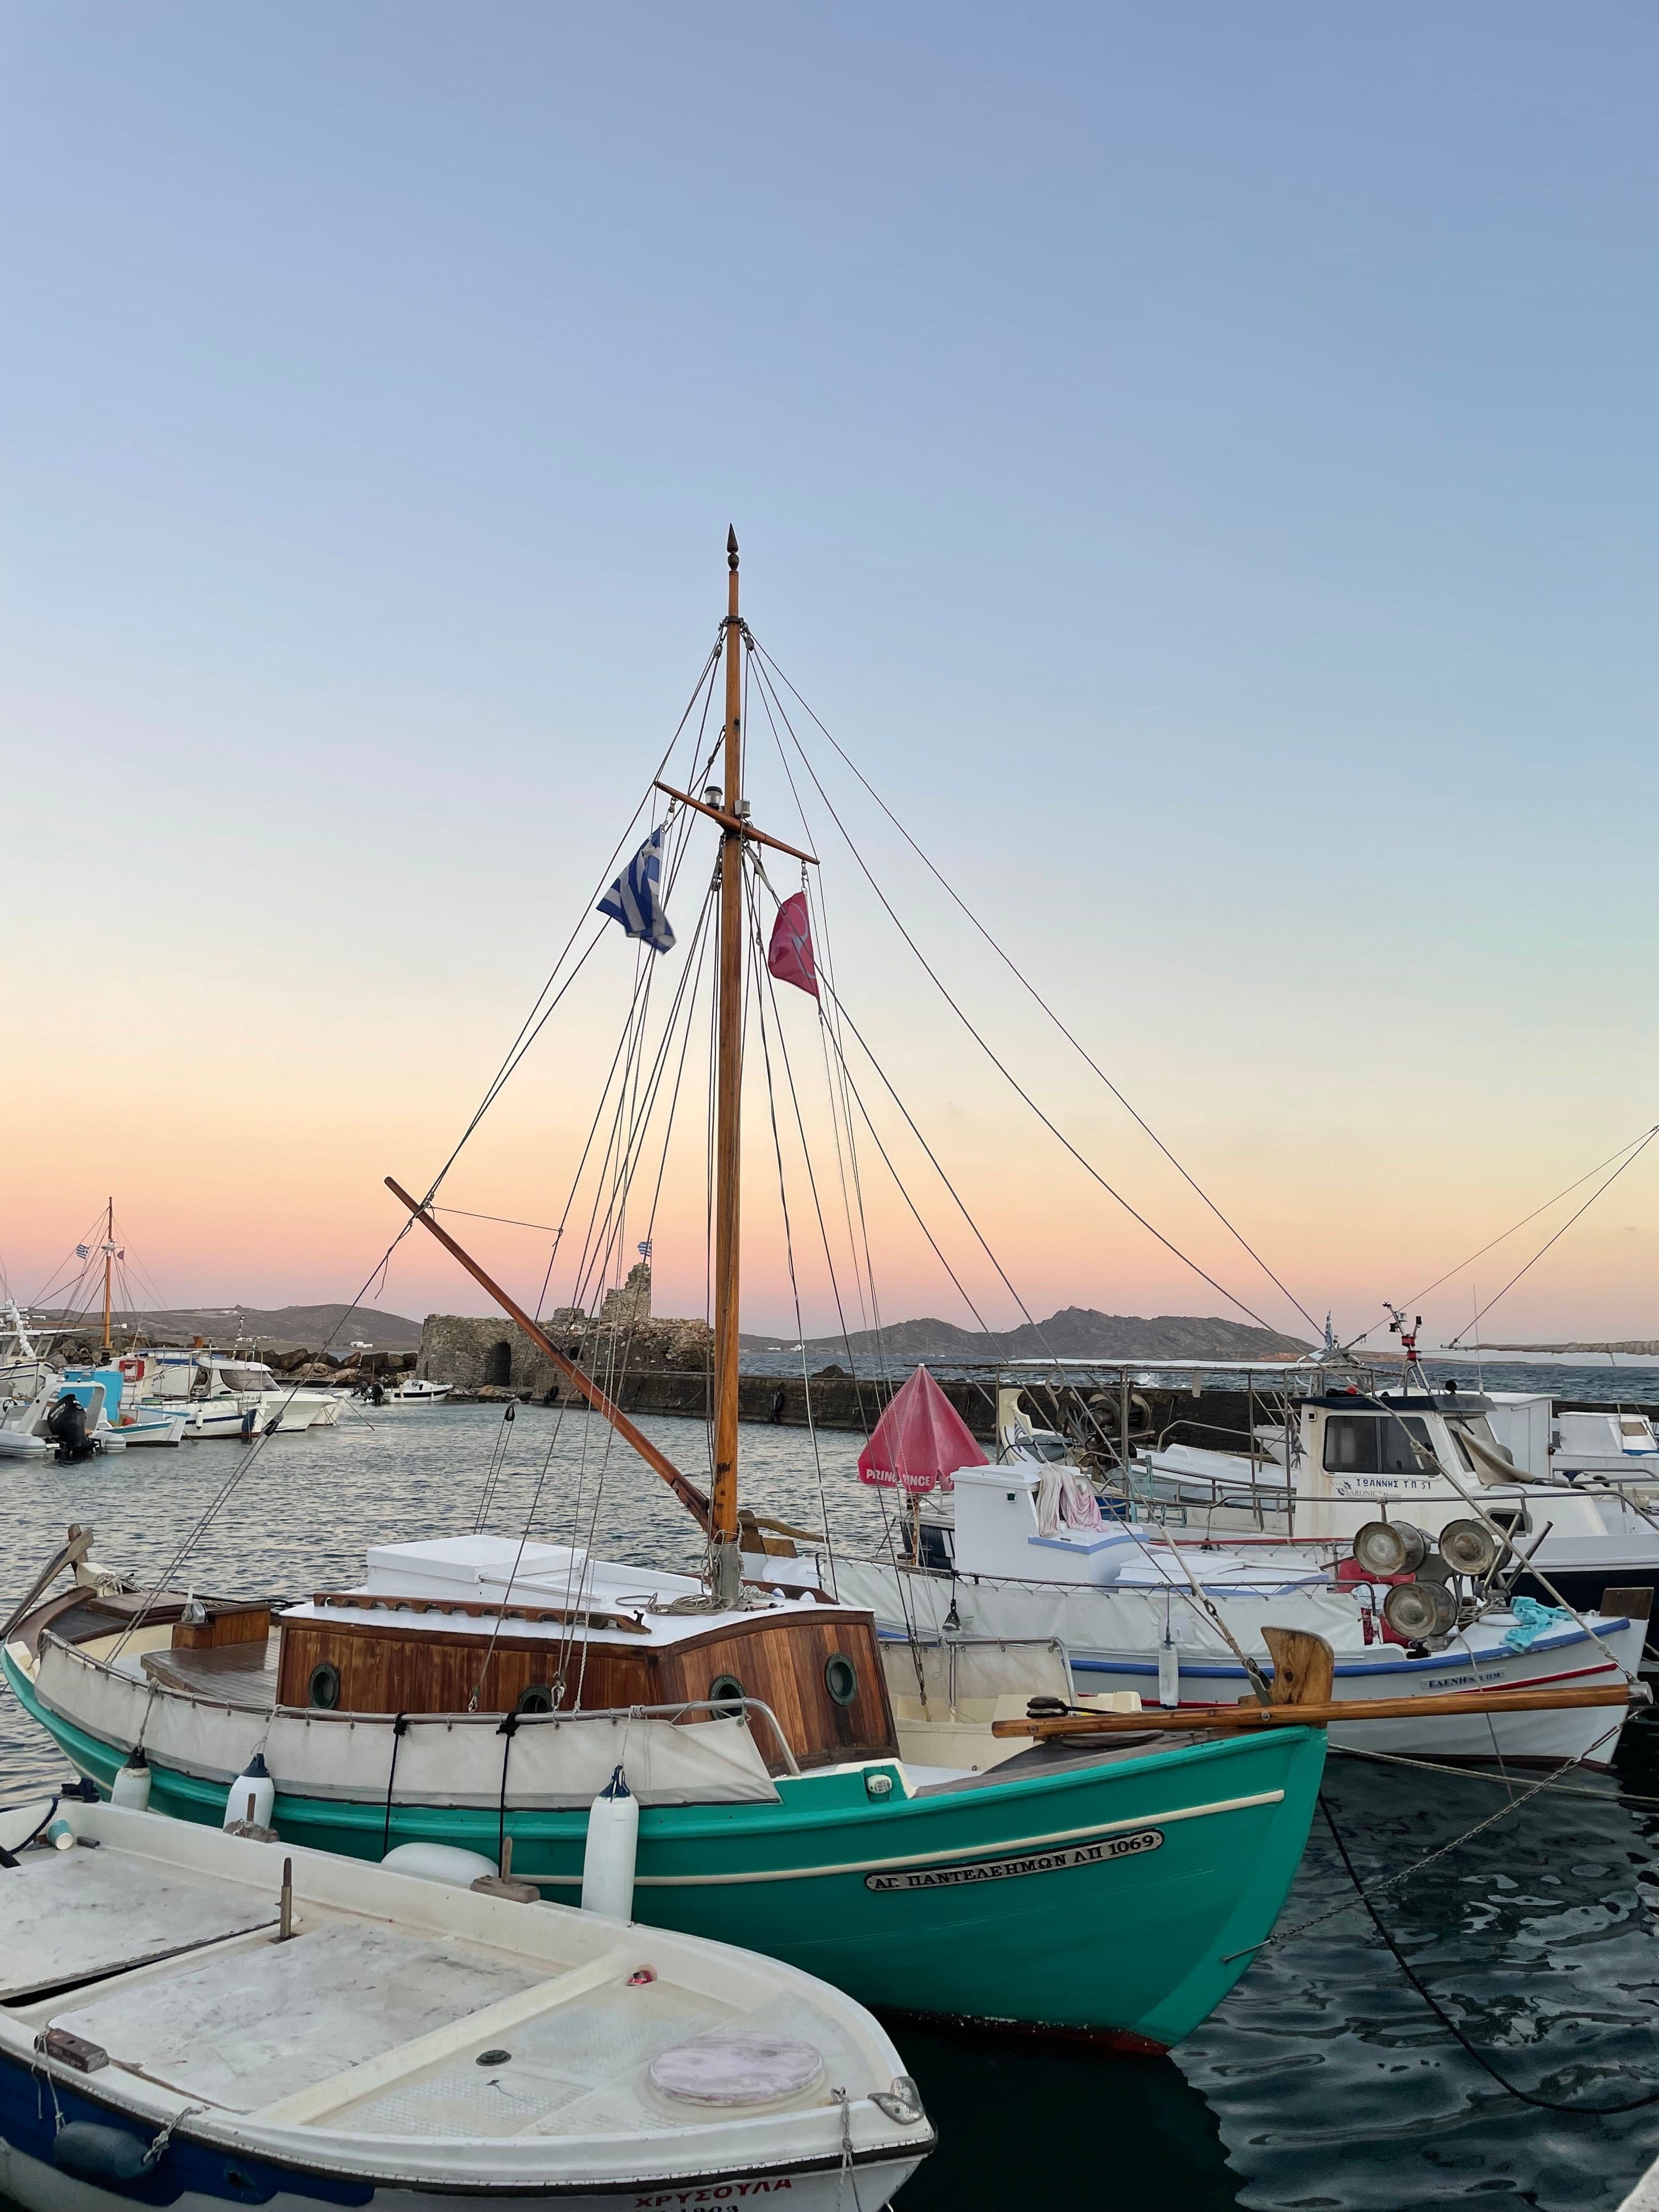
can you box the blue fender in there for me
[52,2121,157,2187]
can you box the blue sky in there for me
[3,5,1656,1345]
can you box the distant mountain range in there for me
[741,1307,1311,1362]
[31,1304,422,1354]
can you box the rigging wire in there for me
[749,639,1321,1338]
[106,1222,422,1661]
[1447,1128,1659,1345]
[566,878,717,1321]
[743,867,843,1601]
[1341,1120,1659,1349]
[464,882,718,1708]
[102,648,728,1629]
[746,649,1297,1340]
[439,1207,565,1235]
[412,640,723,1218]
[751,667,887,1379]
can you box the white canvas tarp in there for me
[832,1556,1369,1661]
[35,1639,780,1807]
[879,1636,1075,1711]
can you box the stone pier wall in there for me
[414,1329,1651,1451]
[418,1310,716,1400]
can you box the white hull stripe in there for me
[524,1787,1288,1887]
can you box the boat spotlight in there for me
[1437,1519,1501,1577]
[1352,1520,1429,1578]
[1382,1579,1458,1641]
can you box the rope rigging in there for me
[748,639,1322,1339]
[745,650,1301,1340]
[1446,1126,1659,1346]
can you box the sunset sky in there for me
[4,5,1657,1352]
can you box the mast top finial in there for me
[727,525,738,570]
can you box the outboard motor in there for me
[44,1391,94,1463]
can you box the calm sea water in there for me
[5,1403,1659,2211]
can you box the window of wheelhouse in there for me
[1322,1414,1434,1475]
[218,1364,273,1392]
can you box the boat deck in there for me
[140,1633,280,1710]
[3,1814,885,2150]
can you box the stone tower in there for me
[598,1260,652,1330]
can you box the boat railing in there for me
[526,1695,804,1778]
[1114,1451,1294,1535]
[37,1633,808,1779]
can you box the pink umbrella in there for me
[857,1364,988,1496]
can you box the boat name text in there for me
[864,1827,1164,1893]
[634,2183,793,2205]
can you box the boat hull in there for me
[832,1560,1643,1765]
[2,1649,1324,2049]
[0,2077,921,2212]
[1066,1632,1641,1765]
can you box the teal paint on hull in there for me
[4,1651,1322,2047]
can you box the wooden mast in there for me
[100,1196,113,1356]
[711,527,744,1605]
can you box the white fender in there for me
[580,1765,639,1921]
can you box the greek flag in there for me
[597,827,675,953]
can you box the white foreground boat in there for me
[0,1797,933,2212]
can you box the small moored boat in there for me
[0,1795,933,2212]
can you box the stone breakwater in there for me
[415,1321,1657,1450]
[416,1313,1310,1447]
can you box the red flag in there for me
[766,891,819,998]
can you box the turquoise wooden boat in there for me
[3,1541,1325,2052]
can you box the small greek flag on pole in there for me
[597,826,676,953]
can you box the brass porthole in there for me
[307,1661,341,1710]
[709,1672,746,1719]
[824,1651,859,1707]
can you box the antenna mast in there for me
[101,1197,114,1356]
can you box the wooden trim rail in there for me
[309,1592,650,1635]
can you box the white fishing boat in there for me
[374,1376,454,1407]
[1129,1380,1659,1636]
[800,1368,1648,1767]
[131,1352,340,1437]
[0,1795,932,2212]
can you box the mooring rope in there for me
[1318,1774,1659,2113]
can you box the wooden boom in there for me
[992,1681,1640,1739]
[385,1177,713,1532]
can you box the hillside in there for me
[742,1307,1309,1362]
[35,1303,422,1353]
